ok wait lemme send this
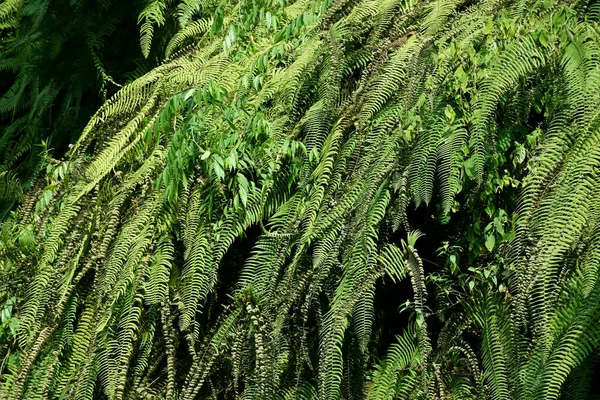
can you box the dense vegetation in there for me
[1,0,600,398]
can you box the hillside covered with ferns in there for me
[1,0,600,399]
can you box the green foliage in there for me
[0,0,177,210]
[2,0,600,399]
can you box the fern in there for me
[3,0,600,399]
[139,0,167,58]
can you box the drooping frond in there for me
[3,0,600,399]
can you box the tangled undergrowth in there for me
[1,0,600,399]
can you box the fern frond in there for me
[139,0,167,58]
